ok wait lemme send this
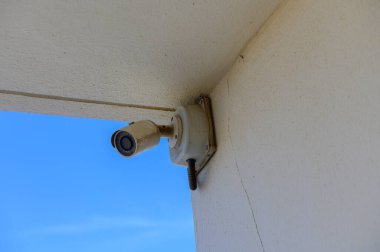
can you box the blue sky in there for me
[0,111,195,252]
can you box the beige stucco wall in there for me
[0,0,281,123]
[192,0,380,251]
[1,0,380,250]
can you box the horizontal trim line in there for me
[0,90,175,112]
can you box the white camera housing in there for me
[111,120,162,157]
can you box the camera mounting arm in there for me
[157,125,174,138]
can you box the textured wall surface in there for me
[2,0,380,250]
[193,0,380,251]
[0,0,280,122]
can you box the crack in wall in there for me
[192,199,200,252]
[227,80,266,252]
[0,89,176,112]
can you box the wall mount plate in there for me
[195,96,217,175]
[169,96,217,175]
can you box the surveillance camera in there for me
[111,120,172,157]
[110,96,216,191]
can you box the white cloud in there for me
[34,215,193,235]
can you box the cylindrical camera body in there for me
[112,120,161,157]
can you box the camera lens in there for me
[113,131,136,157]
[120,136,133,151]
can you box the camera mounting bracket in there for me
[169,96,217,176]
[194,96,217,174]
